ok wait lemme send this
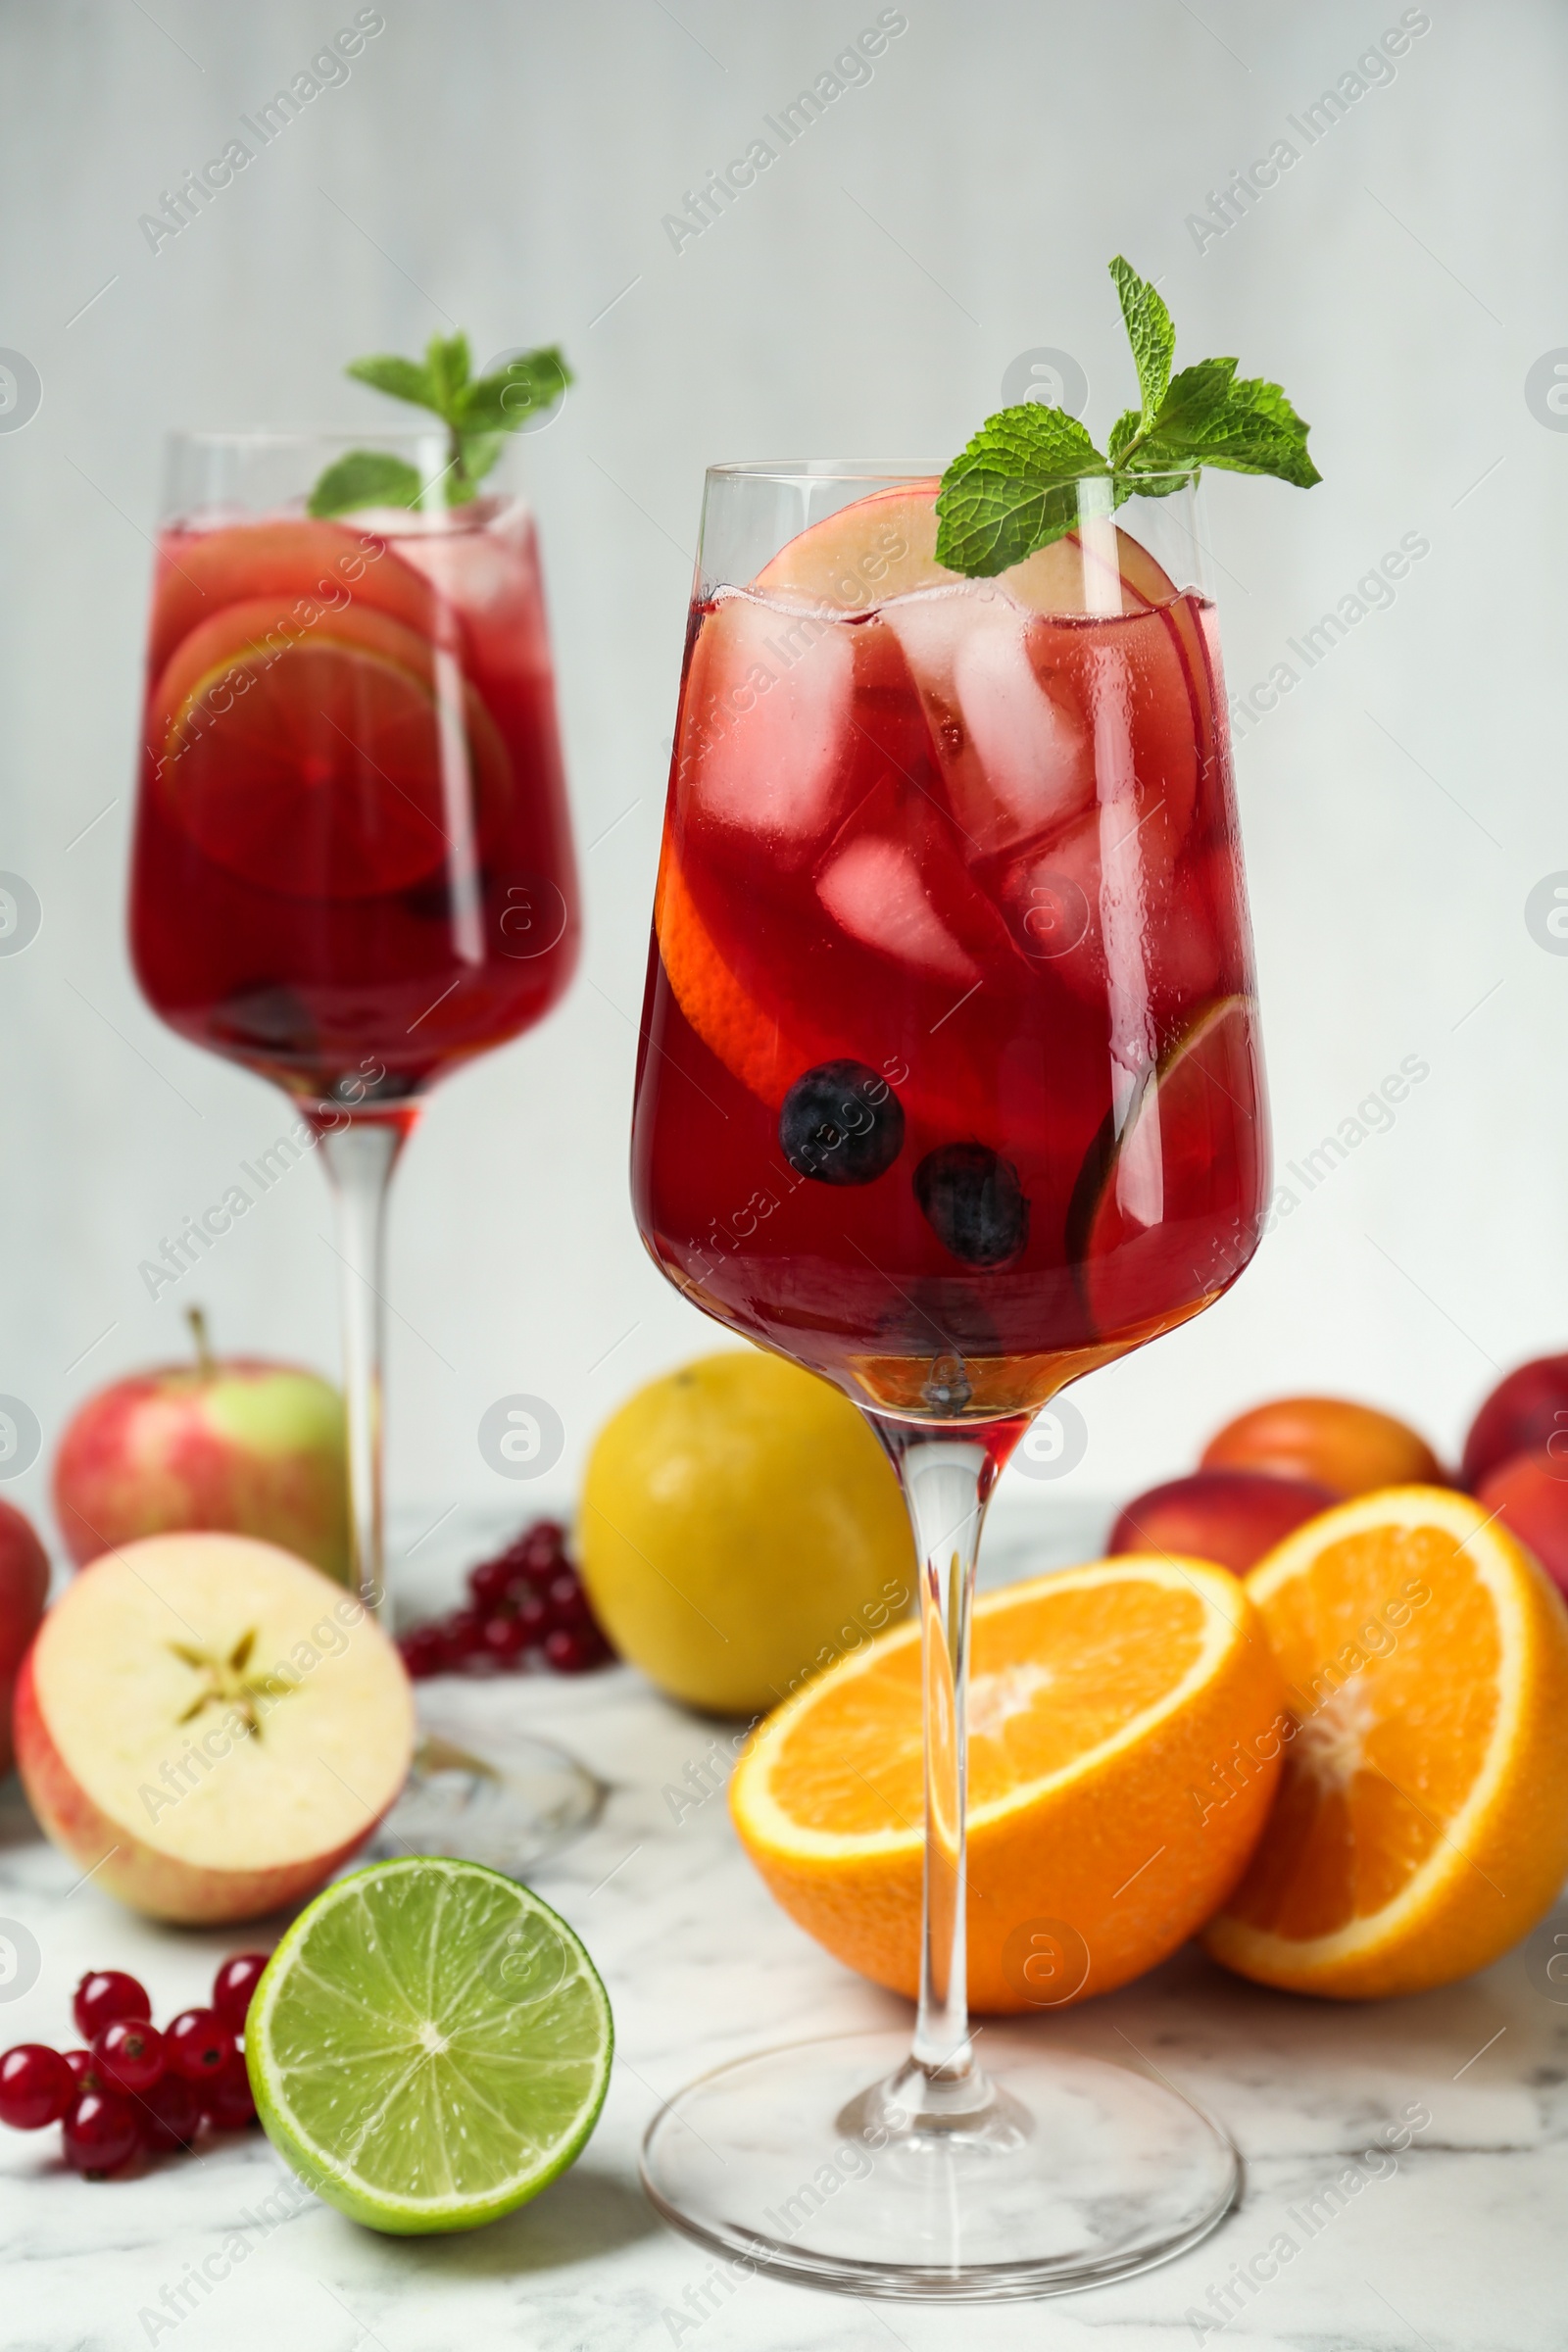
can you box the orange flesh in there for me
[1226,1523,1500,1939]
[761,1579,1209,1837]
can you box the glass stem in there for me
[317,1118,406,1623]
[875,1419,1021,2089]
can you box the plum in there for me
[1108,1469,1337,1576]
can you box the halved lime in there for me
[246,1856,612,2234]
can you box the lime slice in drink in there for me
[1065,994,1264,1341]
[247,1856,612,2234]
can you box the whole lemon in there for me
[577,1351,914,1715]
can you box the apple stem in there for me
[187,1305,216,1381]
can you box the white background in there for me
[1,0,1561,1553]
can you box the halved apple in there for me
[15,1533,414,1925]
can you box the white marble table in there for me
[2,1504,1565,2352]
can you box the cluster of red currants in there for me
[0,1954,266,2179]
[397,1518,615,1680]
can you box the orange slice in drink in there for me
[731,1556,1284,2014]
[1065,995,1265,1343]
[1204,1486,1568,1998]
[652,838,816,1106]
[150,600,511,900]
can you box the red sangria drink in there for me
[631,267,1316,2301]
[131,484,578,1110]
[126,363,582,1672]
[632,475,1266,1421]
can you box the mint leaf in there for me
[316,331,574,514]
[344,355,434,408]
[422,331,471,415]
[934,406,1109,576]
[936,258,1318,576]
[1125,362,1319,490]
[1108,256,1174,424]
[1199,374,1321,486]
[307,449,425,518]
[456,347,572,434]
[455,429,507,488]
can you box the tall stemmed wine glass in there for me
[629,463,1268,2296]
[130,427,588,1862]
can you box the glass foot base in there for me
[368,1730,605,1878]
[641,2028,1240,2301]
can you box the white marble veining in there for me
[2,1503,1564,2351]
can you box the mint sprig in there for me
[308,332,572,518]
[934,258,1319,577]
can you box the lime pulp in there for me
[246,1855,613,2234]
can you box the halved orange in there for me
[731,1556,1284,2014]
[1204,1486,1568,1998]
[150,600,511,900]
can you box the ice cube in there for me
[817,835,979,985]
[681,593,856,846]
[883,589,1094,857]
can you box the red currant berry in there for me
[481,1612,527,1664]
[212,1954,269,2034]
[467,1555,514,1610]
[73,1970,151,2043]
[62,2087,140,2177]
[203,2049,257,2131]
[0,2043,74,2131]
[542,1626,600,1674]
[63,2049,96,2092]
[510,1520,566,1585]
[442,1607,484,1661]
[165,2007,227,2083]
[137,2069,201,2153]
[546,1572,591,1632]
[514,1592,549,1642]
[91,2019,165,2095]
[397,1625,446,1680]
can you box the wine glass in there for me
[628,462,1268,2295]
[129,427,598,1866]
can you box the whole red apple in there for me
[1475,1451,1568,1597]
[0,1499,49,1774]
[1108,1469,1338,1576]
[1462,1354,1568,1493]
[53,1310,349,1585]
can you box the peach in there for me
[1462,1354,1568,1493]
[1200,1396,1443,1497]
[1108,1469,1337,1576]
[1475,1452,1568,1598]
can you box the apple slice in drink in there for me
[753,479,1184,617]
[15,1532,414,1925]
